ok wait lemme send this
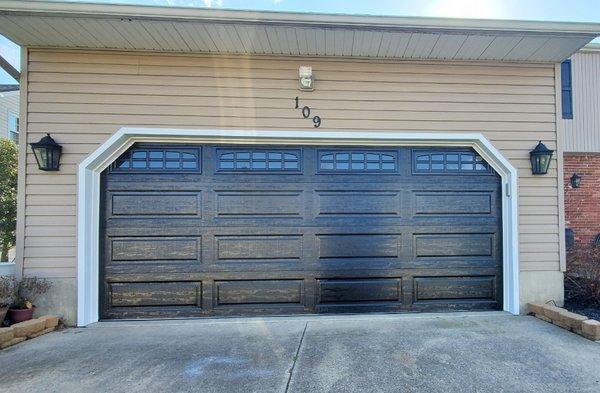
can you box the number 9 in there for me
[313,116,321,128]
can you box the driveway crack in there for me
[284,321,308,393]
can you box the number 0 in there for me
[302,106,311,118]
[313,116,321,128]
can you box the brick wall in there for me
[564,153,600,246]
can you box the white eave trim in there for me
[1,1,597,62]
[2,0,600,35]
[76,128,520,326]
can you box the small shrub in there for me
[0,139,18,262]
[565,248,600,306]
[0,276,16,307]
[10,277,51,310]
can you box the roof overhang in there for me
[581,43,600,53]
[0,0,599,62]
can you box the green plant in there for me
[565,248,600,306]
[0,276,16,307]
[0,139,18,262]
[10,277,51,310]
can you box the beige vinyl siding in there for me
[0,91,19,140]
[563,50,600,152]
[22,49,561,278]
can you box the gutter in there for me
[1,0,600,36]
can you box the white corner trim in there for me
[77,128,520,326]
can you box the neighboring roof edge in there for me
[0,84,19,94]
[581,43,600,52]
[1,0,600,36]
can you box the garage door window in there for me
[217,149,300,171]
[112,147,200,172]
[413,150,490,174]
[318,150,397,172]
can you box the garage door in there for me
[100,144,502,319]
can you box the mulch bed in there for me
[563,300,600,321]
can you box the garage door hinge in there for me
[505,183,511,197]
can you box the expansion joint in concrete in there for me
[285,321,308,393]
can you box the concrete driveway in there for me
[0,312,598,393]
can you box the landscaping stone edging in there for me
[529,303,600,341]
[0,316,60,349]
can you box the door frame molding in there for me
[77,128,519,326]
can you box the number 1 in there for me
[294,96,299,109]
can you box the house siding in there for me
[0,90,19,140]
[563,50,600,152]
[20,49,562,321]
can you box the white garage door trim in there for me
[77,128,519,326]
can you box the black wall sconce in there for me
[529,141,553,175]
[30,133,62,171]
[570,173,582,188]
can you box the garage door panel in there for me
[215,191,303,218]
[403,258,499,270]
[109,237,201,262]
[310,260,406,272]
[215,279,304,306]
[413,276,496,302]
[104,264,208,280]
[316,191,401,216]
[109,268,500,282]
[103,305,205,319]
[207,178,310,189]
[105,220,204,234]
[100,144,503,319]
[215,235,303,261]
[414,234,494,258]
[408,177,499,187]
[317,234,401,259]
[105,179,205,191]
[414,192,493,215]
[109,281,202,307]
[409,222,499,233]
[110,192,202,217]
[317,278,402,304]
[408,301,499,313]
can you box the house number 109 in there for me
[294,96,322,128]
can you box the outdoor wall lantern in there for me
[529,141,553,175]
[30,133,62,171]
[570,173,582,188]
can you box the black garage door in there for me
[100,144,502,319]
